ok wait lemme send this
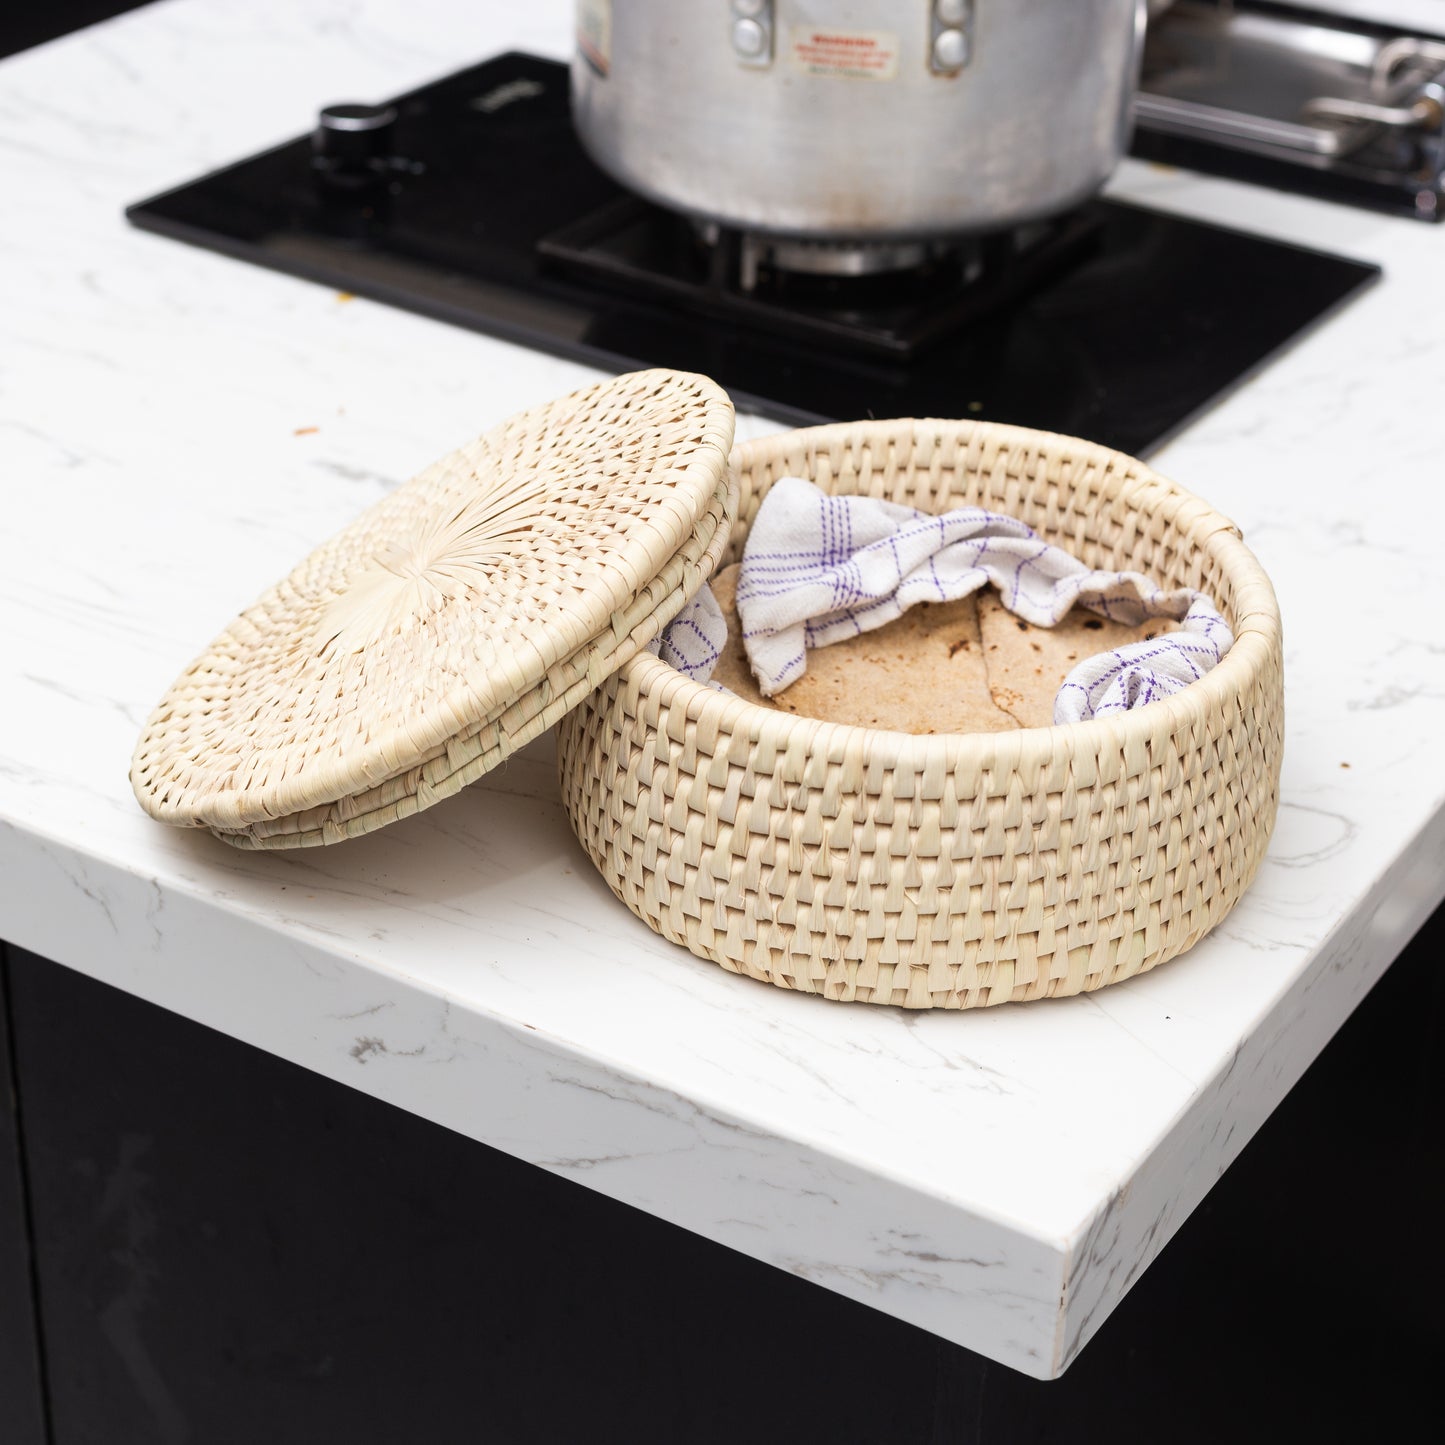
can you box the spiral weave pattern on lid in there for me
[131,369,736,845]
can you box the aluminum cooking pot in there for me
[572,0,1147,241]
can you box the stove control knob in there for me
[312,102,398,184]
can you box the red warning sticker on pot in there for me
[788,27,900,81]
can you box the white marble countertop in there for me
[3,0,1444,1381]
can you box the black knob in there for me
[312,102,397,185]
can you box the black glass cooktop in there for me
[126,52,1380,457]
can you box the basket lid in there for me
[131,369,736,846]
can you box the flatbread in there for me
[975,592,1163,729]
[706,565,1165,733]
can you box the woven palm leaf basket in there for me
[556,419,1284,1010]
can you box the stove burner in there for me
[538,200,1102,361]
[124,52,1380,457]
[734,235,958,284]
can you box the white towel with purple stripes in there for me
[656,477,1234,725]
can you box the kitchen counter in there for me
[3,0,1444,1382]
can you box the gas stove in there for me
[127,50,1380,458]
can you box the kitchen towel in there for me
[657,476,1234,724]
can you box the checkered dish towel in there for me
[657,477,1233,724]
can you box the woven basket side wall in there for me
[558,645,1281,1008]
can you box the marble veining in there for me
[2,0,1444,1380]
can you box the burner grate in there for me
[537,201,1104,361]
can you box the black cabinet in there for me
[0,950,47,1445]
[1,926,1441,1443]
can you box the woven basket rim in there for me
[631,417,1281,760]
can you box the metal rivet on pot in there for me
[935,0,970,25]
[732,17,767,58]
[932,28,969,71]
[732,0,768,16]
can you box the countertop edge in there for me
[1054,801,1445,1372]
[0,814,1073,1378]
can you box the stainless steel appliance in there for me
[570,0,1146,250]
[1135,0,1445,219]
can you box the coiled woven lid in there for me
[131,369,736,844]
